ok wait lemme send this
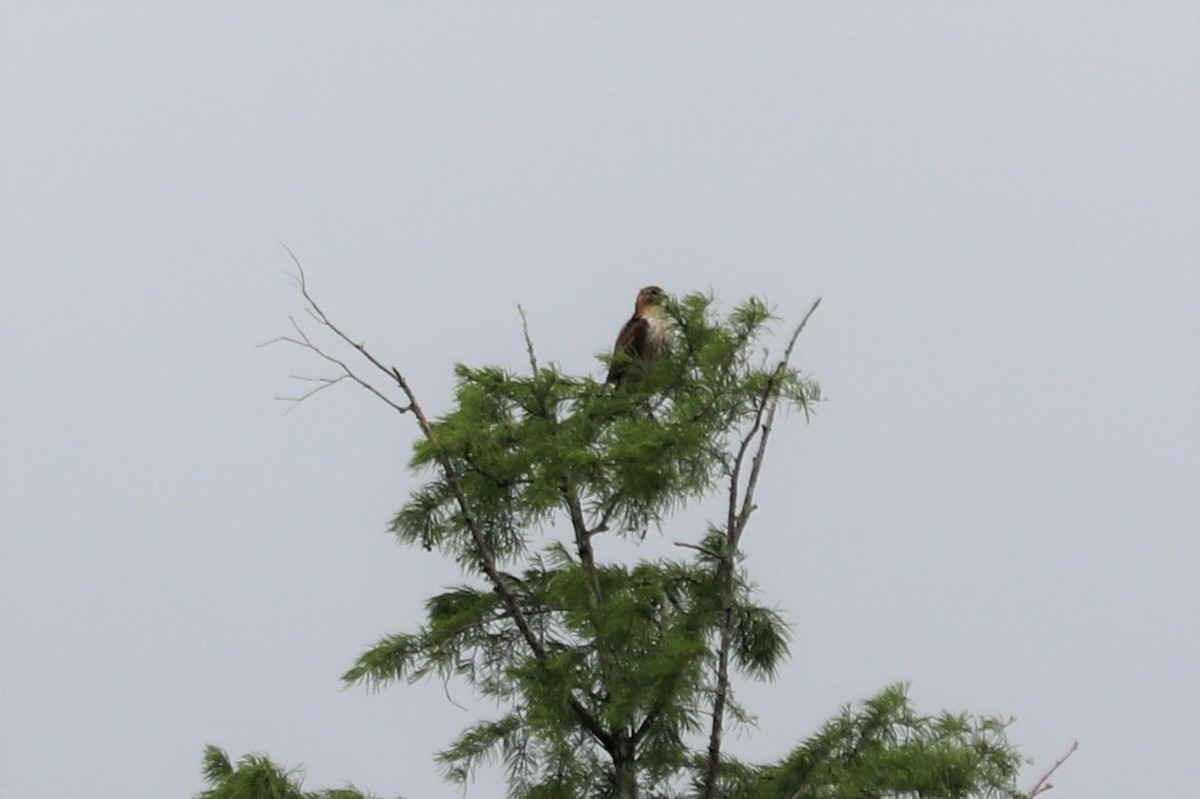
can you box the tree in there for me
[208,262,1053,799]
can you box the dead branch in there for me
[733,297,821,539]
[518,304,539,374]
[263,245,422,417]
[1027,741,1079,798]
[260,314,412,415]
[673,541,721,559]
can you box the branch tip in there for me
[1027,741,1078,798]
[517,304,539,374]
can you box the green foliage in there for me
[195,745,382,799]
[742,685,1023,799]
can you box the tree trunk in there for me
[612,735,638,799]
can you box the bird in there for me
[606,285,672,386]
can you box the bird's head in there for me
[635,285,667,313]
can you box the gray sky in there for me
[2,4,1197,798]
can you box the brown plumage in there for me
[606,285,672,386]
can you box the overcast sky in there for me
[2,4,1197,799]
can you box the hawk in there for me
[606,285,672,386]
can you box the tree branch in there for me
[564,486,604,604]
[1027,741,1078,798]
[733,297,821,541]
[518,304,539,375]
[673,541,721,560]
[261,314,413,415]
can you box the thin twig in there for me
[1027,741,1078,798]
[734,297,821,538]
[275,245,418,414]
[673,541,721,559]
[260,315,412,415]
[442,677,468,712]
[518,304,539,374]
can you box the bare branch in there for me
[260,314,413,415]
[277,245,423,404]
[518,304,539,374]
[725,383,771,547]
[734,297,821,541]
[673,541,721,559]
[721,298,823,547]
[1027,741,1079,798]
[273,373,350,408]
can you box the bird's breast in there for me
[645,314,673,356]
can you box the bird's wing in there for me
[606,314,649,384]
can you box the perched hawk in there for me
[606,285,672,386]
